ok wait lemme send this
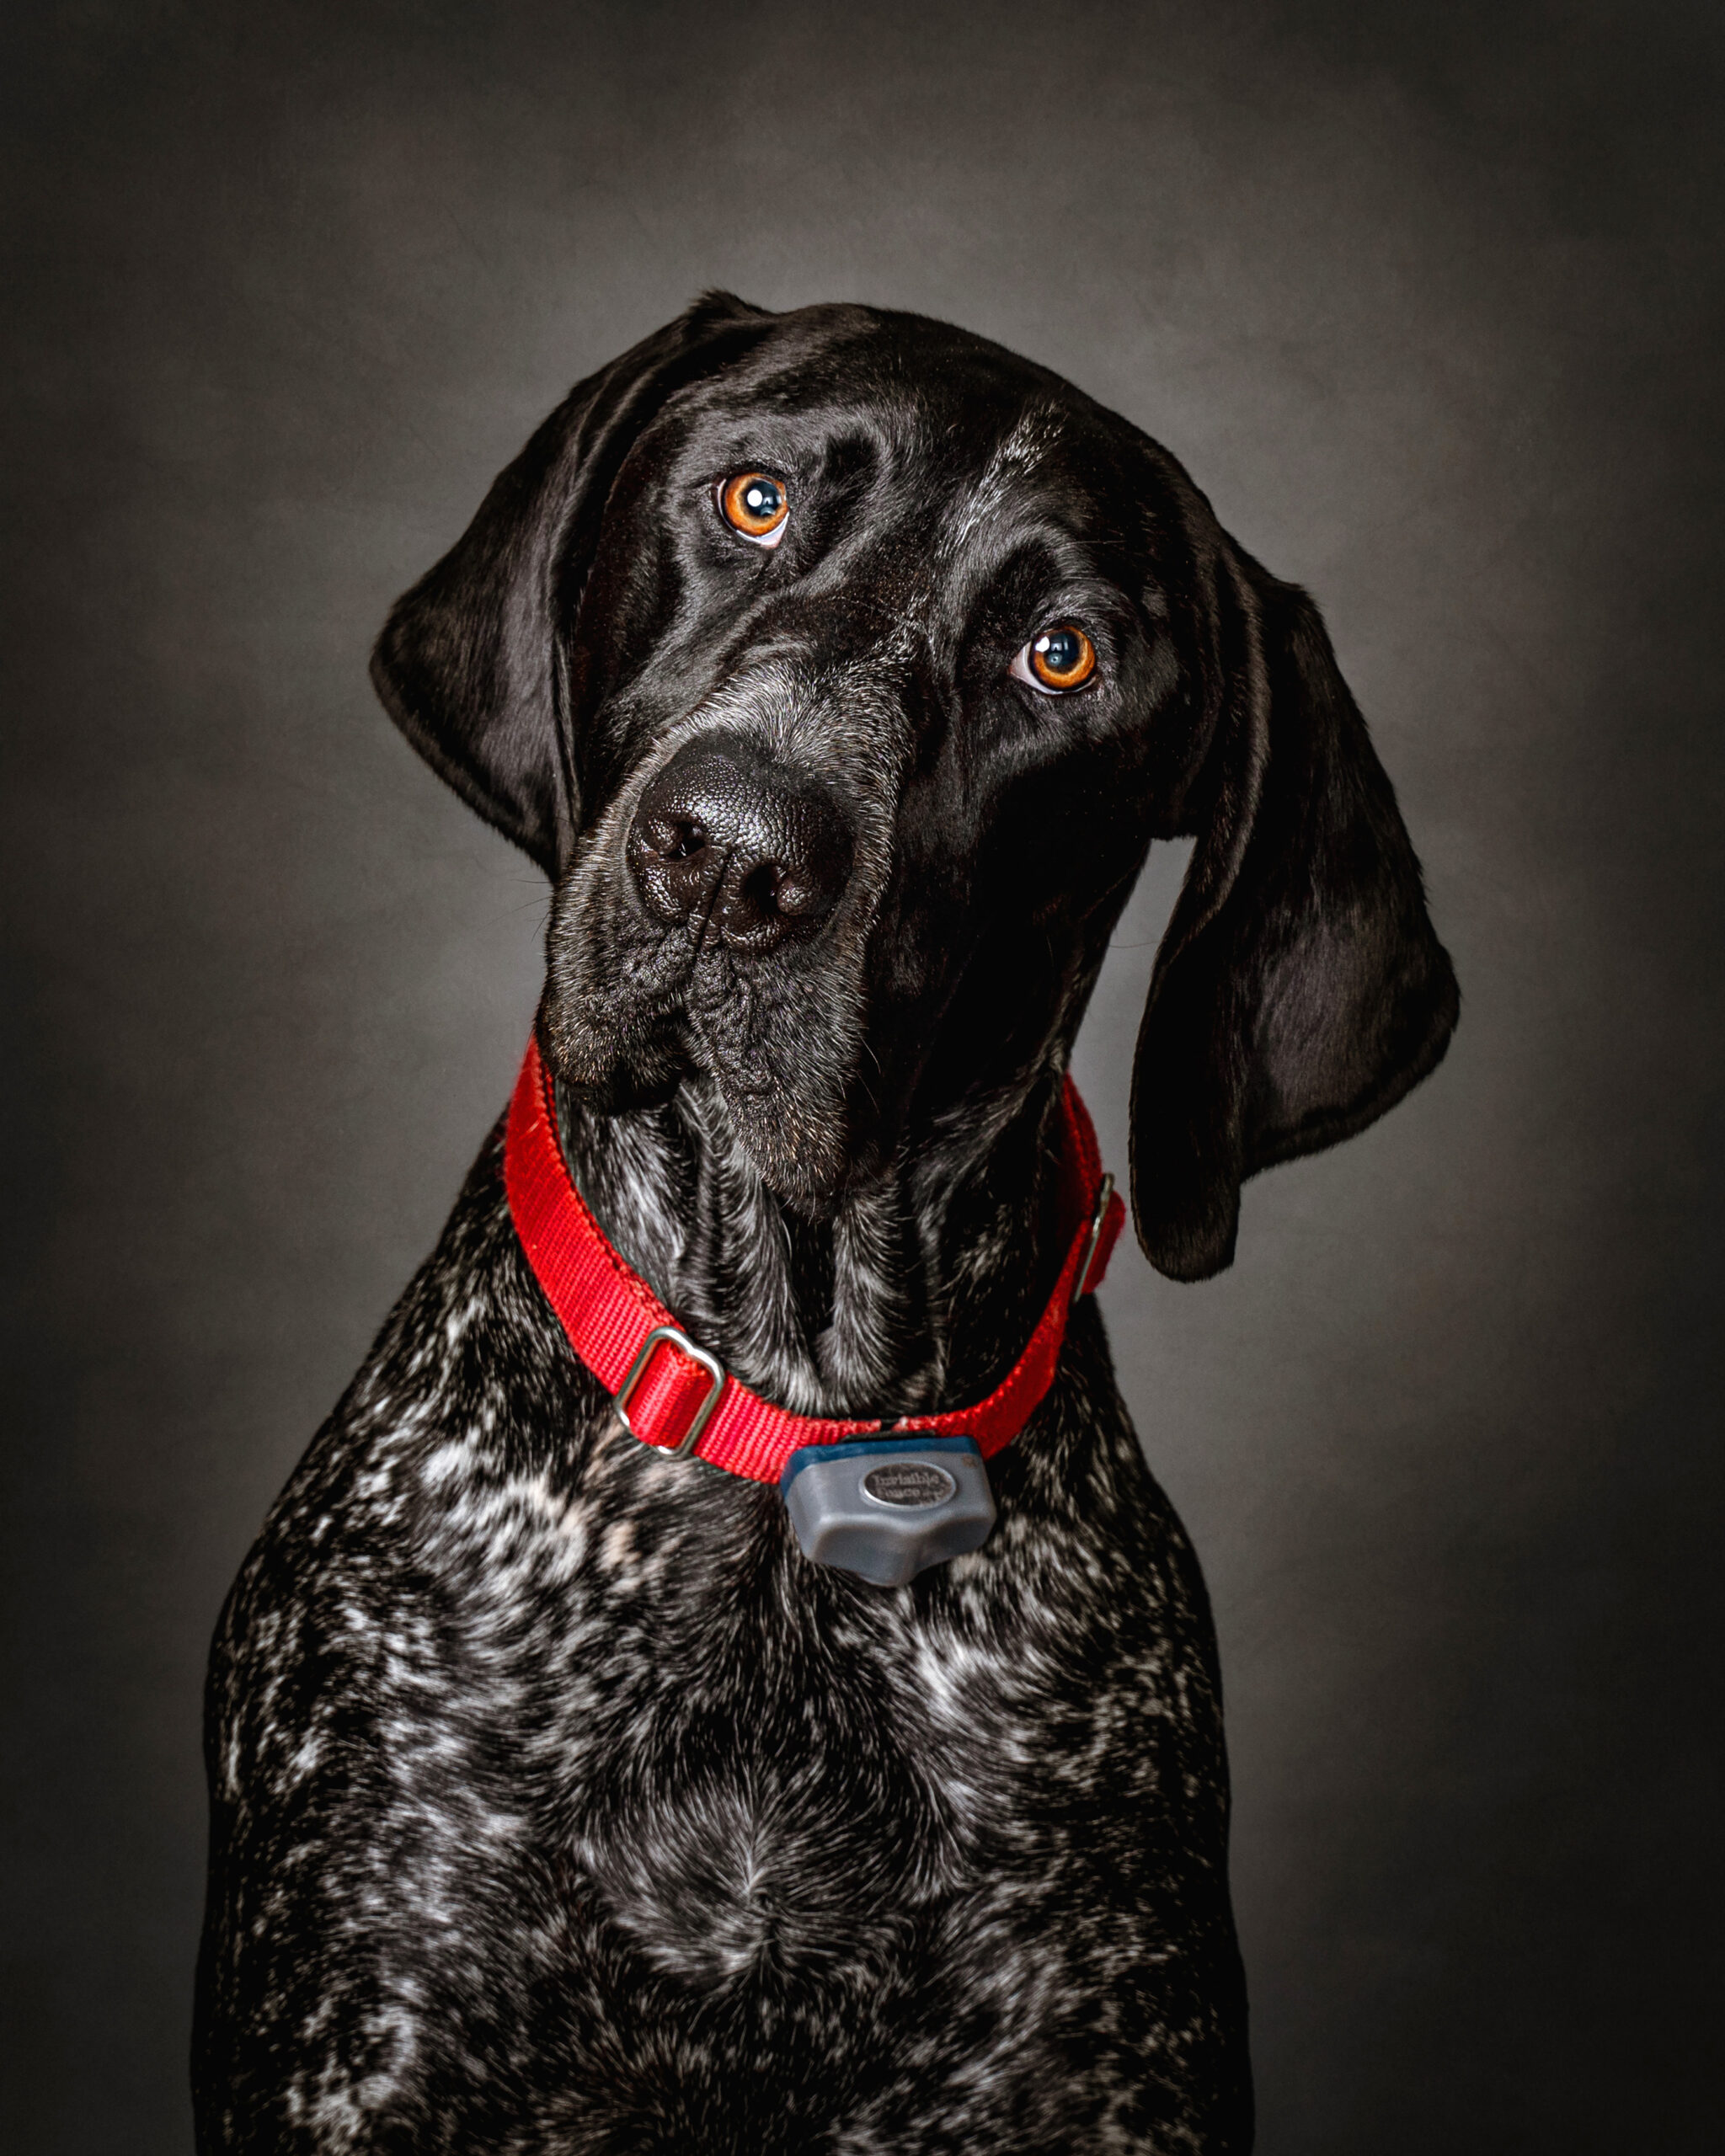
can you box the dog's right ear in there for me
[371,292,772,877]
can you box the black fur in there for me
[195,296,1456,2151]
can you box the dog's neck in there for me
[553,1065,1070,1421]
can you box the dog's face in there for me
[375,296,1456,1278]
[542,312,1212,1208]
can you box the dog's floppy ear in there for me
[371,291,772,876]
[1130,544,1458,1281]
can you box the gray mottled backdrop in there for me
[3,2,1721,2148]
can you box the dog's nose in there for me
[628,740,853,953]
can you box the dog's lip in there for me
[549,967,862,1208]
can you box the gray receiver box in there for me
[779,1435,996,1587]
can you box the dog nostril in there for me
[737,862,787,921]
[644,814,708,862]
[768,867,823,919]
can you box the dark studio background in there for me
[3,1,1722,2148]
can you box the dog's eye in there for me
[1012,624,1098,694]
[718,472,790,547]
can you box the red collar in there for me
[504,1038,1125,1485]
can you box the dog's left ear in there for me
[1130,544,1459,1281]
[371,291,773,876]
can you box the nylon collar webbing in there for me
[504,1037,1125,1485]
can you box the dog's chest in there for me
[338,1419,1226,2143]
[209,1158,1243,2148]
[391,1398,1172,1955]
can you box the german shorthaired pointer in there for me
[194,295,1457,2153]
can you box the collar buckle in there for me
[1071,1172,1116,1304]
[613,1325,728,1458]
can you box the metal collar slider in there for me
[613,1325,726,1456]
[1071,1172,1116,1303]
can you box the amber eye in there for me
[1012,623,1098,693]
[718,472,790,547]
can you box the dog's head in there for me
[373,295,1456,1280]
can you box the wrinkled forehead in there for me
[667,315,1130,532]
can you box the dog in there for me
[193,293,1457,2153]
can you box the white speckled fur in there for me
[195,1102,1250,2152]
